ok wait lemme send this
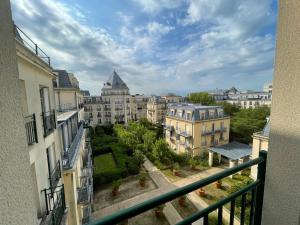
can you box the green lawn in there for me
[94,153,117,174]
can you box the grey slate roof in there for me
[102,71,128,90]
[82,90,90,96]
[210,141,252,160]
[54,70,73,88]
[167,103,225,121]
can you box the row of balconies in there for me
[62,122,84,170]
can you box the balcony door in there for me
[46,146,56,178]
[40,87,50,115]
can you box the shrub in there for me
[112,180,121,189]
[139,173,147,182]
[173,162,180,171]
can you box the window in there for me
[201,112,205,120]
[40,87,50,113]
[98,119,101,124]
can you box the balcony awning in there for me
[209,141,251,160]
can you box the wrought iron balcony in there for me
[77,177,92,205]
[62,123,84,170]
[177,129,192,138]
[88,151,267,225]
[42,110,56,137]
[40,185,66,225]
[24,113,38,145]
[49,161,61,189]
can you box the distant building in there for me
[131,94,149,121]
[251,118,270,179]
[209,86,272,109]
[147,94,183,124]
[165,103,230,156]
[263,83,273,93]
[53,69,85,120]
[84,71,144,126]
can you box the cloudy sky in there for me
[11,0,277,96]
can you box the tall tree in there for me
[187,92,215,105]
[230,106,270,143]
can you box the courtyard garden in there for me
[196,170,253,224]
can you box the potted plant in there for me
[153,204,165,217]
[178,195,186,207]
[198,188,206,197]
[172,162,180,176]
[215,180,222,189]
[112,180,121,196]
[189,158,198,170]
[139,173,147,187]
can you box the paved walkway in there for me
[92,158,238,225]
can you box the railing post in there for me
[35,43,38,55]
[253,150,267,225]
[32,113,38,143]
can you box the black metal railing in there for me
[41,185,66,225]
[24,113,38,145]
[14,24,51,66]
[88,151,267,225]
[42,110,56,137]
[77,177,92,204]
[62,123,84,170]
[49,161,61,189]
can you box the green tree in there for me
[216,101,240,116]
[187,92,215,105]
[231,106,270,143]
[142,130,156,152]
[127,121,147,143]
[152,139,172,164]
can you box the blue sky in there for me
[11,0,277,95]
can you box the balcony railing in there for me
[62,123,84,170]
[88,151,267,225]
[42,110,56,137]
[77,178,92,204]
[57,103,77,112]
[41,185,66,225]
[24,113,38,145]
[14,24,51,66]
[49,161,61,189]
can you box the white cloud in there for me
[131,0,182,14]
[11,0,275,95]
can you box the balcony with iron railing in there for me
[201,127,227,136]
[62,123,84,170]
[56,103,77,112]
[24,113,38,145]
[88,151,267,225]
[42,110,56,137]
[77,177,92,205]
[40,185,66,225]
[49,161,61,189]
[14,24,51,66]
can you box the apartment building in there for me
[209,85,272,109]
[53,70,85,121]
[130,94,148,121]
[147,96,167,124]
[165,103,230,156]
[12,23,93,225]
[250,118,270,179]
[161,93,183,103]
[57,111,93,225]
[84,71,131,126]
[14,24,68,225]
